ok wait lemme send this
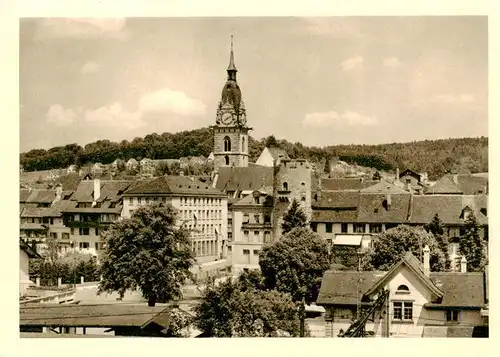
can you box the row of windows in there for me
[242,230,272,244]
[66,214,118,223]
[311,223,392,234]
[180,209,223,221]
[192,239,218,257]
[242,213,271,224]
[70,227,100,236]
[49,232,70,240]
[187,224,222,235]
[129,197,167,205]
[180,197,223,206]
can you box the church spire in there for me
[227,35,237,80]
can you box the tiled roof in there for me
[215,166,274,192]
[20,304,170,328]
[312,191,359,209]
[357,194,411,223]
[409,195,488,225]
[267,146,289,161]
[428,272,487,308]
[20,189,57,204]
[54,173,82,191]
[41,200,78,217]
[317,271,386,305]
[360,180,409,194]
[321,178,377,191]
[20,205,44,217]
[20,240,41,258]
[124,176,225,196]
[232,191,272,207]
[428,174,488,195]
[311,209,358,223]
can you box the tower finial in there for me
[227,34,237,73]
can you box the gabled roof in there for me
[267,146,289,161]
[124,176,225,196]
[428,174,488,195]
[232,191,272,207]
[20,189,57,204]
[215,166,274,192]
[311,209,358,223]
[399,169,421,180]
[364,252,444,298]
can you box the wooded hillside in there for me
[20,128,488,180]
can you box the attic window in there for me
[396,285,410,294]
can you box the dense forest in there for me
[20,128,488,180]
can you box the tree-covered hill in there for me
[20,128,488,180]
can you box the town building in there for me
[121,175,229,279]
[426,173,488,195]
[317,250,488,338]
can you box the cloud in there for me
[302,110,377,128]
[45,104,77,126]
[383,57,401,67]
[81,61,101,74]
[341,55,363,71]
[138,88,206,116]
[299,18,370,40]
[35,18,126,40]
[84,103,144,130]
[432,94,476,103]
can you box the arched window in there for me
[396,285,410,294]
[223,136,231,152]
[242,136,245,152]
[224,155,230,165]
[283,182,288,191]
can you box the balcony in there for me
[64,220,114,228]
[277,190,291,195]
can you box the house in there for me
[60,179,138,258]
[20,241,41,297]
[91,163,104,175]
[317,250,488,338]
[427,174,488,195]
[121,175,229,280]
[255,146,290,167]
[20,303,183,337]
[67,165,78,174]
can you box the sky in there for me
[19,17,488,152]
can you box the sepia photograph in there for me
[18,16,488,339]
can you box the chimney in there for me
[93,179,101,202]
[461,256,467,273]
[423,245,430,277]
[453,174,458,185]
[396,167,400,180]
[56,184,63,199]
[386,193,392,207]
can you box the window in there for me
[326,223,333,233]
[396,285,410,294]
[95,242,99,250]
[254,231,259,236]
[264,214,271,223]
[311,223,317,232]
[95,228,99,236]
[341,223,348,233]
[264,231,272,244]
[370,224,382,233]
[301,196,306,202]
[223,136,231,152]
[243,213,249,223]
[62,233,69,240]
[138,197,143,204]
[50,232,57,239]
[228,246,232,253]
[227,232,233,241]
[129,198,133,205]
[446,310,459,323]
[78,242,90,249]
[79,227,90,236]
[253,250,259,256]
[254,214,260,223]
[243,249,250,255]
[242,136,245,152]
[243,230,249,241]
[406,178,411,184]
[283,182,288,191]
[393,301,413,321]
[354,223,366,233]
[225,155,230,165]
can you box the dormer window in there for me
[283,182,288,191]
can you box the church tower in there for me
[213,36,251,171]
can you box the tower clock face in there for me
[221,112,232,125]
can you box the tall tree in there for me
[281,198,308,234]
[425,213,451,270]
[361,225,447,271]
[194,277,300,337]
[99,204,194,306]
[458,211,487,272]
[259,227,330,304]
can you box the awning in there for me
[333,234,362,246]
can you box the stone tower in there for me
[213,36,251,172]
[271,159,313,239]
